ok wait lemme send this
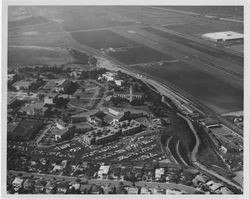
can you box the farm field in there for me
[131,61,243,113]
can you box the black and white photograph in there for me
[1,0,249,198]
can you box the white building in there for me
[114,79,124,86]
[98,165,110,179]
[155,168,165,181]
[12,177,24,192]
[202,31,243,43]
[102,72,116,82]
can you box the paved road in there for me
[8,170,202,194]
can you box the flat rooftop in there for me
[202,31,243,40]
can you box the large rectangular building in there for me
[202,31,243,43]
[81,126,121,145]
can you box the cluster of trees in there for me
[29,78,45,92]
[79,68,107,80]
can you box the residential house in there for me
[12,177,24,192]
[45,180,57,194]
[57,181,69,194]
[23,178,35,192]
[34,179,47,193]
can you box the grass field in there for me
[131,61,243,113]
[108,46,172,65]
[9,16,49,28]
[71,29,139,49]
[142,26,243,65]
[8,46,90,68]
[160,6,243,19]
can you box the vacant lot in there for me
[8,46,81,68]
[10,119,43,141]
[71,29,138,49]
[131,61,243,113]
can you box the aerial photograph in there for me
[6,5,244,195]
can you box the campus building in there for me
[113,86,143,102]
[81,127,121,145]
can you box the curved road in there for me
[177,113,243,191]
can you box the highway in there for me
[177,113,243,191]
[8,170,202,194]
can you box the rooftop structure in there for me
[202,31,243,43]
[155,168,165,180]
[120,120,142,136]
[44,93,58,104]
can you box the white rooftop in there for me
[202,31,243,41]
